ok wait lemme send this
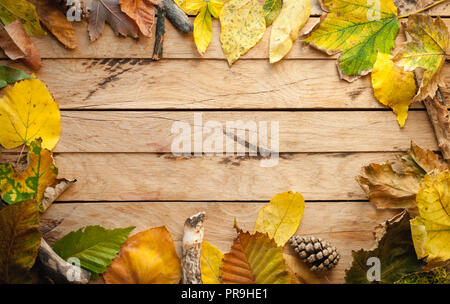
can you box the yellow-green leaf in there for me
[371,52,416,127]
[220,0,266,65]
[0,78,61,150]
[0,0,46,36]
[304,0,400,81]
[263,0,282,26]
[194,4,212,55]
[200,241,223,284]
[269,0,310,63]
[394,15,449,102]
[176,0,204,15]
[254,191,305,246]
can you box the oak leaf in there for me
[0,78,61,150]
[304,0,400,81]
[262,0,282,27]
[53,225,135,276]
[254,191,305,247]
[371,52,416,127]
[269,0,310,63]
[0,0,45,36]
[200,241,223,284]
[88,0,139,42]
[220,0,266,65]
[0,200,41,284]
[0,65,32,89]
[103,226,182,284]
[121,0,158,37]
[221,227,290,284]
[345,211,422,283]
[394,14,449,102]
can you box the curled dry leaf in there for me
[304,0,400,81]
[104,226,182,284]
[371,52,416,127]
[0,65,32,89]
[41,179,76,213]
[269,0,310,63]
[121,0,158,37]
[200,241,223,284]
[0,0,46,36]
[0,20,41,71]
[0,78,61,150]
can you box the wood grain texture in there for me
[3,59,448,109]
[40,201,398,283]
[57,111,438,152]
[51,152,407,202]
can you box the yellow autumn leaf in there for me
[208,0,224,18]
[220,0,266,65]
[269,0,310,63]
[0,78,61,150]
[194,4,212,55]
[254,191,305,247]
[103,226,181,284]
[371,52,416,127]
[200,241,223,284]
[176,0,204,15]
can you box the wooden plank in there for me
[57,111,438,153]
[50,152,405,201]
[40,201,398,284]
[3,18,449,60]
[4,59,448,109]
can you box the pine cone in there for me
[289,236,340,272]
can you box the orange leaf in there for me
[121,0,158,37]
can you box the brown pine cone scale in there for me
[289,236,340,272]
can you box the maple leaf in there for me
[53,225,135,276]
[220,0,266,65]
[262,0,282,27]
[254,191,305,247]
[345,211,422,283]
[0,0,45,36]
[27,0,77,49]
[88,0,139,42]
[269,0,310,63]
[394,14,449,102]
[0,65,32,89]
[304,0,400,81]
[357,142,448,214]
[0,78,61,150]
[411,170,450,264]
[200,241,223,284]
[103,226,182,284]
[121,0,158,37]
[371,52,416,127]
[0,20,42,71]
[221,227,290,284]
[0,200,41,284]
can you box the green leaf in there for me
[263,0,282,26]
[395,267,449,284]
[53,225,135,276]
[0,0,46,36]
[345,211,422,283]
[0,200,41,284]
[0,65,32,89]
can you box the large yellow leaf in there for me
[304,0,400,81]
[0,78,61,150]
[394,15,449,102]
[194,4,212,55]
[269,0,310,63]
[220,0,266,65]
[411,170,450,263]
[200,241,223,284]
[103,226,181,284]
[254,191,305,247]
[221,228,290,284]
[371,52,416,127]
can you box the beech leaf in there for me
[88,0,139,42]
[121,0,157,37]
[0,78,61,150]
[262,0,282,27]
[219,0,266,65]
[0,65,32,89]
[254,191,305,247]
[0,0,46,36]
[103,226,182,284]
[304,0,400,81]
[53,225,135,276]
[200,241,223,284]
[0,200,41,284]
[269,0,310,63]
[394,15,449,102]
[345,211,422,283]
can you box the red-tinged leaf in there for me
[121,0,157,37]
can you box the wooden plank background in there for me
[1,0,449,283]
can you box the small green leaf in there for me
[0,65,33,89]
[53,225,135,276]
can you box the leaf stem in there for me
[398,0,448,19]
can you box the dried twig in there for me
[161,0,193,33]
[153,7,166,61]
[181,212,206,284]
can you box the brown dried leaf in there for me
[121,0,157,37]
